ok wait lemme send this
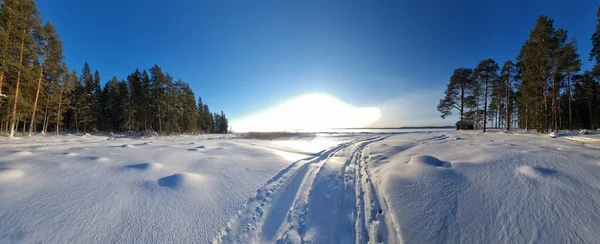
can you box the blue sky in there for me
[37,0,597,127]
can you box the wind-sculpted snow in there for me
[1,131,600,243]
[0,134,351,243]
[369,131,600,244]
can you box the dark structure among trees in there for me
[0,0,228,136]
[439,9,600,133]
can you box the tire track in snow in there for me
[356,133,452,244]
[213,140,355,243]
[214,136,384,243]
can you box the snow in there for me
[368,131,600,243]
[0,134,349,243]
[1,130,600,243]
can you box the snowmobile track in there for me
[214,136,392,244]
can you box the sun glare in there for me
[231,93,381,132]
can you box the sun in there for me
[231,93,381,132]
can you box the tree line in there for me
[438,7,600,133]
[0,0,229,137]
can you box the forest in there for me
[0,0,229,137]
[438,7,600,133]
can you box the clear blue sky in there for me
[37,0,597,126]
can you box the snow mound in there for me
[64,152,76,157]
[12,151,33,157]
[518,165,557,178]
[549,132,557,138]
[566,136,600,144]
[0,168,24,181]
[89,156,110,163]
[125,163,163,170]
[158,172,204,188]
[408,155,451,168]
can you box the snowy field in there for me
[1,130,600,243]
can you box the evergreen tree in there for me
[118,79,131,131]
[500,61,516,130]
[75,62,94,133]
[590,6,600,66]
[149,64,166,134]
[127,69,143,131]
[474,59,500,132]
[197,97,205,132]
[92,70,102,130]
[0,2,229,136]
[437,68,474,129]
[5,0,42,137]
[140,70,151,131]
[517,16,556,132]
[561,38,582,130]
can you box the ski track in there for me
[214,135,435,244]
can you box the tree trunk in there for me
[75,111,79,134]
[21,117,27,136]
[567,75,572,130]
[590,102,593,129]
[483,79,488,132]
[0,72,4,97]
[29,36,49,136]
[558,99,562,130]
[42,101,49,134]
[158,104,162,134]
[551,75,557,132]
[9,29,26,138]
[56,74,69,135]
[459,87,464,129]
[506,77,510,130]
[525,103,528,131]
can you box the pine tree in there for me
[474,59,500,132]
[517,16,556,132]
[0,0,17,108]
[500,61,516,130]
[28,21,50,135]
[140,70,151,131]
[127,69,143,131]
[61,70,78,133]
[197,97,205,132]
[118,79,131,132]
[590,6,600,66]
[92,70,102,130]
[204,104,213,133]
[149,65,166,134]
[437,68,474,129]
[6,0,42,137]
[561,38,581,130]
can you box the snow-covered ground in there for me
[1,131,600,243]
